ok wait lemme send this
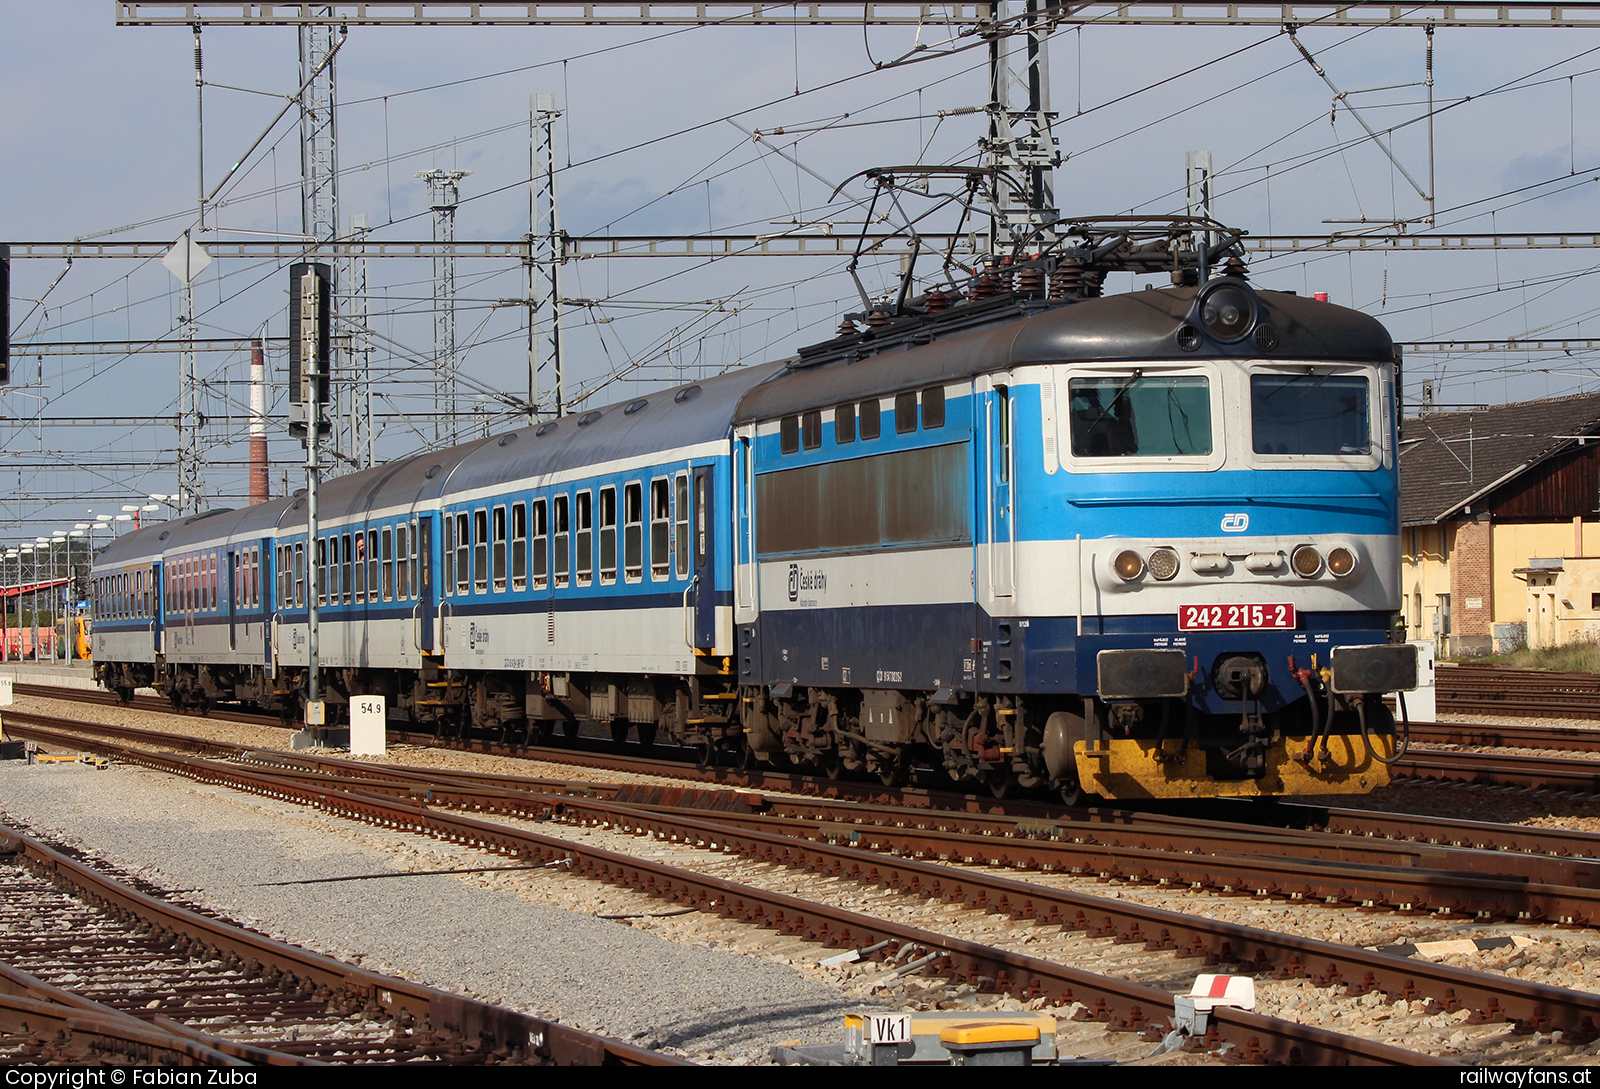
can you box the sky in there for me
[2,2,1598,539]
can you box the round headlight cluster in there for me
[1327,546,1358,577]
[1291,545,1324,578]
[1113,549,1145,581]
[1113,547,1182,582]
[1291,544,1359,578]
[1199,284,1254,341]
[1147,547,1180,581]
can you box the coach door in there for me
[260,537,275,673]
[150,562,164,656]
[691,464,716,649]
[416,513,436,653]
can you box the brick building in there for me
[1400,392,1600,656]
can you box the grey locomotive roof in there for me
[734,286,1395,423]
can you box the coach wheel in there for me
[822,752,846,780]
[1056,773,1085,808]
[637,722,658,748]
[195,693,211,718]
[734,740,756,769]
[534,721,555,746]
[610,720,631,745]
[561,719,580,742]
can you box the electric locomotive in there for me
[91,219,1417,803]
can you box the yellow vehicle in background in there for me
[72,616,91,661]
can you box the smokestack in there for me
[249,339,269,504]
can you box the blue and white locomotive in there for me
[92,233,1416,802]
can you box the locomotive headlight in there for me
[1199,284,1254,341]
[1113,549,1145,581]
[1291,545,1324,578]
[1327,546,1358,577]
[1147,547,1180,581]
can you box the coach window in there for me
[329,537,342,605]
[674,473,690,579]
[453,514,469,596]
[472,510,488,595]
[599,486,618,585]
[316,539,328,606]
[780,414,800,455]
[801,410,822,450]
[835,403,855,444]
[511,503,528,592]
[253,546,261,608]
[491,506,508,594]
[341,534,353,603]
[650,479,671,581]
[442,515,455,597]
[368,529,381,603]
[380,526,394,601]
[531,499,548,590]
[624,482,644,582]
[576,491,594,586]
[353,532,367,602]
[398,523,412,599]
[922,386,945,429]
[553,495,571,589]
[410,519,421,599]
[294,543,305,608]
[895,391,918,434]
[859,398,881,440]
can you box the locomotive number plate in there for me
[1178,603,1296,630]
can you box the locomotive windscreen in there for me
[1250,372,1372,455]
[1068,374,1212,458]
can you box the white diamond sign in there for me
[161,234,212,284]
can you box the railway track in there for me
[1436,665,1600,721]
[25,681,1600,808]
[2,709,1462,1066]
[0,821,684,1067]
[12,709,1600,1061]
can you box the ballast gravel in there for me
[0,759,864,1064]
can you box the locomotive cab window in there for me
[1251,370,1373,456]
[1069,373,1212,458]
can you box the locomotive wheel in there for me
[986,771,1018,799]
[875,757,908,788]
[610,720,631,745]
